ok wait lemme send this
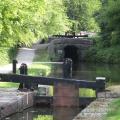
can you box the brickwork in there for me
[53,82,79,107]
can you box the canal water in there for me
[5,107,80,120]
[5,62,120,120]
[52,62,120,84]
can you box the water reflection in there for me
[53,107,80,120]
[72,63,120,83]
[5,107,52,120]
[5,107,80,120]
[51,62,120,83]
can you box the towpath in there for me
[73,85,120,120]
[0,47,35,73]
[0,42,49,73]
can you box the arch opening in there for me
[64,46,79,64]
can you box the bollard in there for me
[12,60,18,74]
[96,77,106,97]
[63,58,72,78]
[18,63,30,90]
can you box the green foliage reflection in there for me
[34,115,53,120]
[29,64,51,76]
[0,82,19,88]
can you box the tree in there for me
[97,0,120,47]
[39,0,70,37]
[0,0,69,47]
[64,0,101,32]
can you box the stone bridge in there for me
[48,37,93,63]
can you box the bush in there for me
[85,45,120,64]
[0,47,18,65]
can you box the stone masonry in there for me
[0,88,34,119]
[73,87,120,120]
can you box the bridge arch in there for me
[64,45,80,64]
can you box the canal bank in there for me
[0,88,34,119]
[73,86,120,120]
[1,86,120,120]
[0,86,95,119]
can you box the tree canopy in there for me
[97,0,120,47]
[64,0,101,32]
[1,0,119,48]
[0,0,69,46]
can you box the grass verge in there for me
[104,98,120,120]
[29,63,51,76]
[79,88,96,97]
